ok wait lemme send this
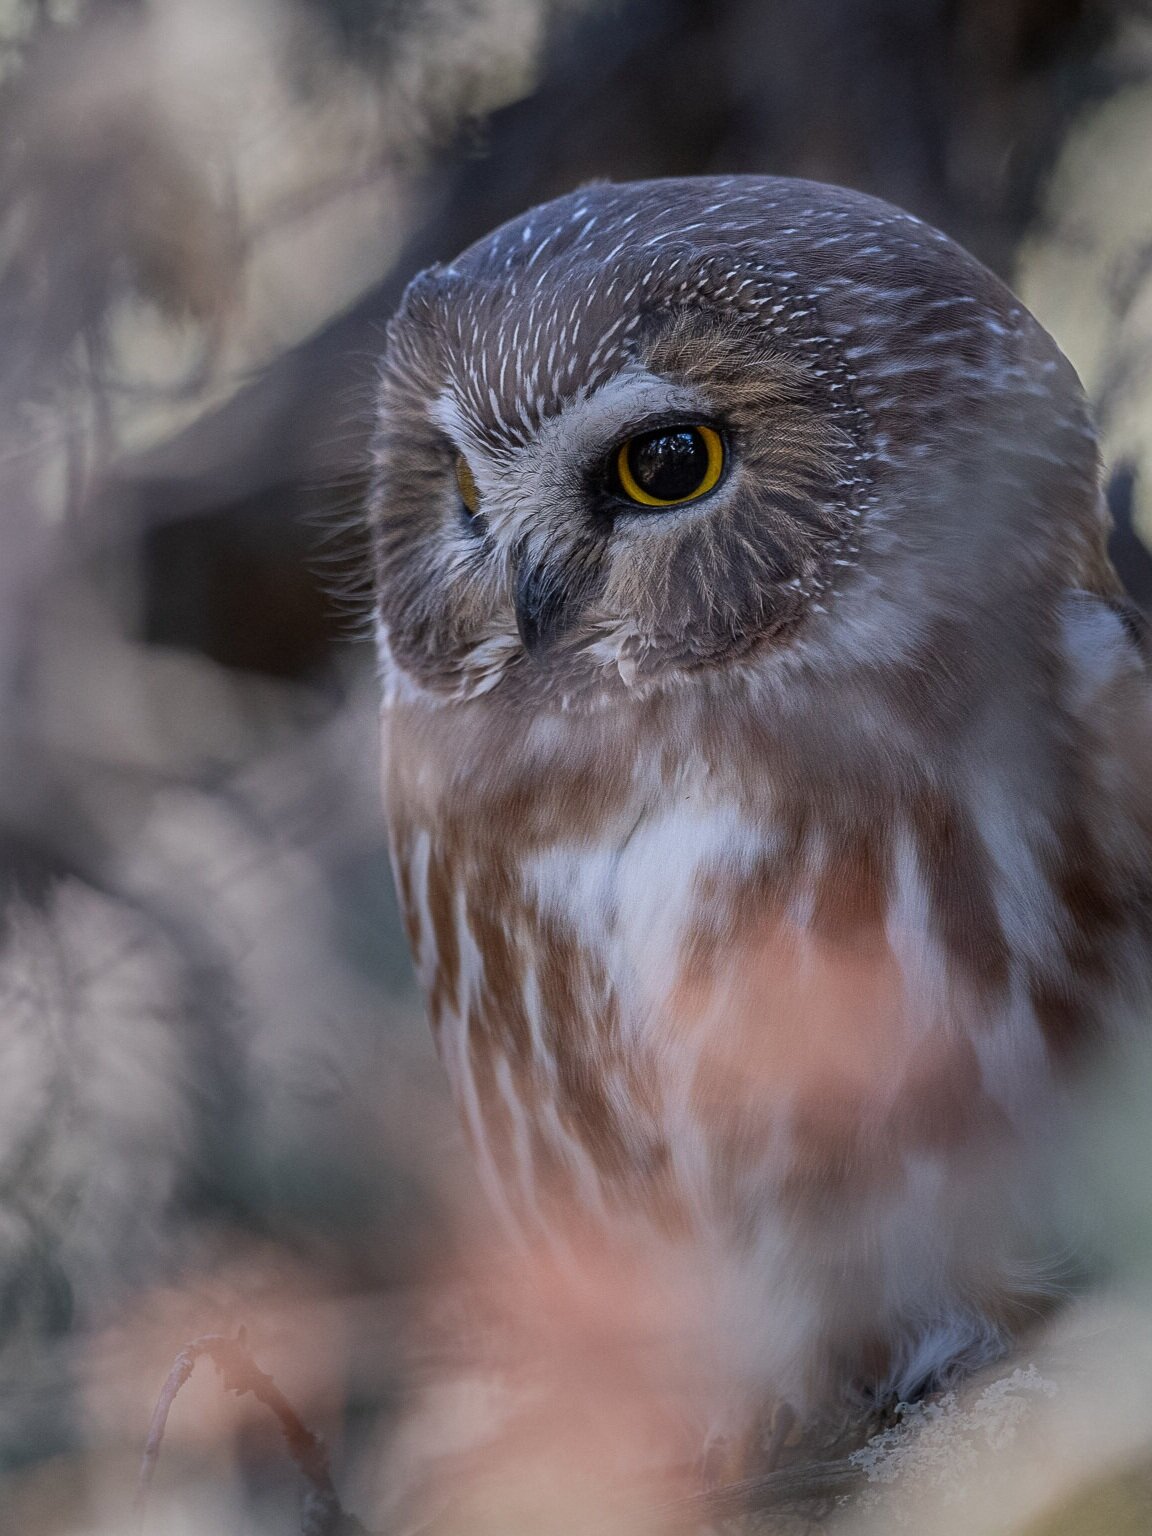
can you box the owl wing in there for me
[1059,587,1148,716]
[1059,587,1152,876]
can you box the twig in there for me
[135,1329,859,1533]
[134,1328,372,1536]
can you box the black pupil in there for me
[626,428,710,502]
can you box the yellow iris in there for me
[615,425,725,508]
[455,455,481,515]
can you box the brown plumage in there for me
[368,176,1152,1452]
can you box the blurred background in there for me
[5,1,1152,1531]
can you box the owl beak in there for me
[514,559,568,655]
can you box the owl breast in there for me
[388,728,1074,1408]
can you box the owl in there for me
[369,176,1152,1451]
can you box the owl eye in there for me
[455,455,481,516]
[613,425,725,508]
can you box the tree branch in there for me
[134,1329,374,1536]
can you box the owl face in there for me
[371,177,1101,710]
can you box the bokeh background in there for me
[5,1,1152,1531]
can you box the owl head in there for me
[370,177,1104,711]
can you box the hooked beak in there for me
[514,559,569,655]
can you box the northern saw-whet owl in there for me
[369,176,1152,1444]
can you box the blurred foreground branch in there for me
[135,1331,374,1536]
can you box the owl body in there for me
[372,177,1152,1427]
